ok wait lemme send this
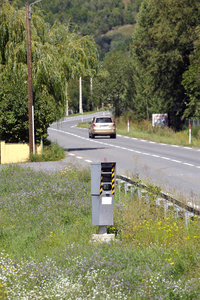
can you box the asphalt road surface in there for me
[48,112,200,203]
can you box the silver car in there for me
[89,116,116,138]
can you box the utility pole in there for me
[26,2,33,155]
[26,0,42,155]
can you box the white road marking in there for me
[171,159,182,163]
[161,157,170,160]
[85,160,92,163]
[49,127,200,170]
[183,163,194,167]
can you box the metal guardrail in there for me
[116,175,200,218]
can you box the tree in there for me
[0,2,64,142]
[131,0,200,128]
[182,27,200,119]
[11,0,137,35]
[93,51,135,116]
[0,2,99,142]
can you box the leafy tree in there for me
[0,1,98,142]
[132,0,144,12]
[11,0,139,35]
[93,51,135,116]
[131,0,200,128]
[182,27,200,119]
[123,3,135,24]
[0,2,64,142]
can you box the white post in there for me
[32,105,35,154]
[90,77,93,94]
[65,82,68,116]
[66,100,69,116]
[79,76,82,114]
[128,120,129,133]
[40,138,43,155]
[189,124,191,145]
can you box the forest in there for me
[0,0,200,143]
[9,0,142,34]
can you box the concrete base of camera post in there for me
[91,226,115,243]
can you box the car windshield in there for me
[96,118,112,123]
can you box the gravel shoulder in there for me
[0,153,81,173]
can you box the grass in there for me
[104,24,135,36]
[29,142,65,162]
[116,118,200,147]
[0,165,200,299]
[78,118,200,147]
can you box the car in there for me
[88,116,116,139]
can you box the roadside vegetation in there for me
[0,165,200,299]
[1,1,200,144]
[29,142,65,162]
[116,118,200,147]
[78,117,200,147]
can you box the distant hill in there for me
[12,0,142,34]
[96,24,135,59]
[11,0,143,57]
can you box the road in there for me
[48,112,200,202]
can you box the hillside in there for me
[104,24,135,36]
[12,0,142,35]
[96,24,135,58]
[9,0,143,57]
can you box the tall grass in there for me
[115,118,200,147]
[0,165,200,299]
[78,117,200,146]
[29,142,65,162]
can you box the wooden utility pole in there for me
[26,2,33,154]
